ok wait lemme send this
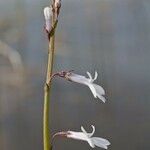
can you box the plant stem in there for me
[43,83,50,150]
[43,8,56,150]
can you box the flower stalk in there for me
[42,1,110,150]
[43,1,60,150]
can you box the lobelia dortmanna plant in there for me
[43,0,110,150]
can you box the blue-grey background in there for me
[0,0,150,150]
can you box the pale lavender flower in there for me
[43,6,53,32]
[53,125,110,149]
[65,71,106,102]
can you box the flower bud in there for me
[54,0,61,17]
[43,6,53,32]
[55,0,61,9]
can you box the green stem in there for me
[43,83,50,150]
[43,9,56,150]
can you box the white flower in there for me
[43,6,53,32]
[65,71,106,102]
[53,125,110,149]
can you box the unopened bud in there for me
[55,0,61,9]
[54,0,61,17]
[43,6,53,32]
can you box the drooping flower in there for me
[43,6,53,32]
[64,71,106,102]
[53,125,110,149]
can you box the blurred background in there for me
[0,0,150,150]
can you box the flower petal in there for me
[86,72,92,81]
[91,137,110,149]
[87,138,95,148]
[93,71,98,81]
[93,84,105,95]
[97,95,106,103]
[67,131,94,148]
[87,83,97,98]
[68,73,88,84]
[43,7,52,32]
[86,71,98,82]
[81,125,95,137]
[92,84,106,102]
[81,126,87,134]
[88,125,95,137]
[67,131,87,141]
[44,7,52,20]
